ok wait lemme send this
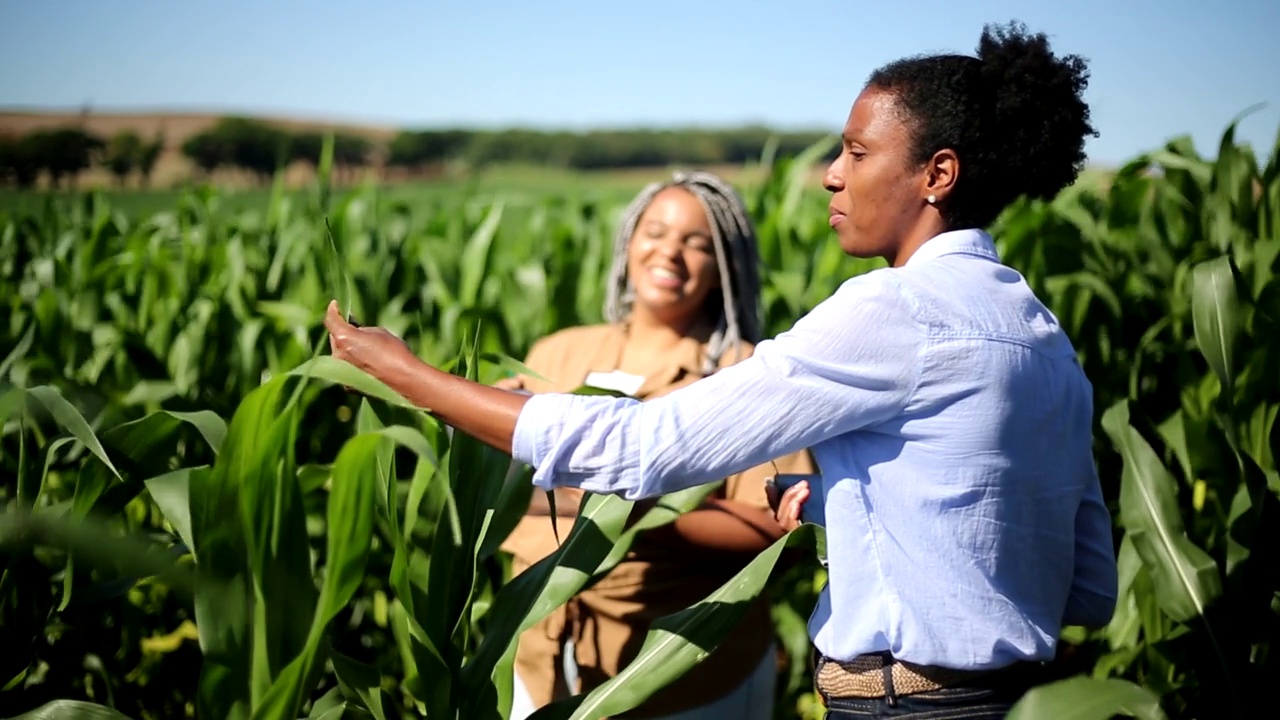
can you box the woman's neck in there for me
[617,305,712,375]
[627,304,711,347]
[891,218,951,267]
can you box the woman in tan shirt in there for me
[497,170,816,719]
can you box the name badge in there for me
[583,370,645,397]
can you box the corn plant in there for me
[3,117,1279,720]
[1,322,824,720]
[1001,112,1280,719]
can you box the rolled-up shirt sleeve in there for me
[511,271,925,500]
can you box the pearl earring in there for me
[927,194,937,205]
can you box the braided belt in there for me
[815,653,993,699]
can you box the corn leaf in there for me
[1007,676,1167,720]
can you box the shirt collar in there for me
[596,324,709,399]
[904,228,1001,268]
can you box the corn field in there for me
[2,118,1278,720]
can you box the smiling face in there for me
[624,185,722,329]
[823,85,952,266]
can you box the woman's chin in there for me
[633,287,684,308]
[836,235,880,260]
[631,294,704,323]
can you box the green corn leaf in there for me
[144,467,199,553]
[0,384,25,424]
[323,216,352,321]
[250,429,380,720]
[459,201,504,308]
[355,399,396,522]
[191,378,294,720]
[4,699,137,720]
[239,399,313,704]
[23,424,69,512]
[102,408,227,460]
[330,650,389,720]
[0,322,34,381]
[462,483,718,719]
[1101,400,1241,710]
[0,506,196,597]
[317,132,335,213]
[477,458,534,562]
[424,326,517,672]
[60,459,113,610]
[1190,256,1243,399]
[459,492,637,711]
[480,351,550,384]
[25,385,121,480]
[288,356,425,412]
[1105,536,1145,650]
[1006,676,1167,719]
[307,687,346,720]
[531,523,824,720]
[1102,401,1223,623]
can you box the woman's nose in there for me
[647,235,681,258]
[823,163,843,192]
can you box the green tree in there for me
[214,117,291,183]
[137,132,164,188]
[181,131,226,177]
[290,132,372,184]
[0,135,39,188]
[105,130,144,187]
[289,131,324,166]
[23,128,104,189]
[332,133,371,182]
[181,118,291,183]
[386,129,473,170]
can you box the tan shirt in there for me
[500,323,816,718]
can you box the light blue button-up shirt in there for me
[511,228,1118,670]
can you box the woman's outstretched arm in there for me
[324,301,530,454]
[324,270,921,501]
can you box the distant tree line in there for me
[0,127,163,189]
[180,117,373,184]
[0,115,835,189]
[384,126,835,170]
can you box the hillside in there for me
[0,109,399,146]
[0,109,400,188]
[0,108,1114,194]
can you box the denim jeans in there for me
[822,677,1032,719]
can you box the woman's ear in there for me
[924,148,960,203]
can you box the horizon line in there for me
[0,103,840,135]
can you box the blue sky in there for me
[1,0,1276,166]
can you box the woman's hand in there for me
[321,299,530,456]
[323,301,416,380]
[765,479,810,533]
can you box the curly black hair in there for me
[867,21,1098,230]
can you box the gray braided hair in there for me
[603,170,763,375]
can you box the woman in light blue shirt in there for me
[324,19,1119,719]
